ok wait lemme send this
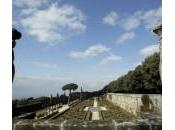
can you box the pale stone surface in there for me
[59,105,69,113]
[92,98,100,120]
[153,24,162,79]
[13,120,162,130]
[35,104,69,119]
[84,107,89,111]
[92,111,100,120]
[106,93,162,116]
[100,107,107,111]
[84,99,106,120]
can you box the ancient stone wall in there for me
[106,93,162,116]
[153,25,162,79]
[13,120,161,130]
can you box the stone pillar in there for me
[12,28,22,82]
[153,25,162,80]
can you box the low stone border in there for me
[13,119,161,130]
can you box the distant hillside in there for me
[101,52,162,94]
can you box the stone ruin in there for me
[153,24,162,80]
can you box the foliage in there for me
[102,52,161,94]
[62,83,78,92]
[62,83,78,104]
[55,99,94,121]
[98,99,135,122]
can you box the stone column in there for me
[153,25,162,80]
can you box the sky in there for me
[12,0,162,99]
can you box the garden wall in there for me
[106,93,162,116]
[13,120,161,130]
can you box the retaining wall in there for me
[106,93,162,116]
[13,120,161,130]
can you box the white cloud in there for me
[70,44,110,59]
[122,14,141,31]
[29,61,59,69]
[116,32,135,44]
[20,8,37,16]
[18,3,86,43]
[13,0,49,8]
[140,44,159,56]
[122,7,161,31]
[133,62,142,68]
[103,11,119,26]
[100,54,122,65]
[141,7,162,29]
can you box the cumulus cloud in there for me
[103,11,119,26]
[13,0,49,8]
[70,44,110,59]
[21,4,86,43]
[14,2,86,44]
[122,13,141,31]
[122,7,161,31]
[140,44,159,56]
[141,7,162,29]
[20,8,38,16]
[116,32,135,44]
[100,54,123,65]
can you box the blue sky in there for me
[12,0,162,99]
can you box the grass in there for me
[53,98,136,122]
[55,99,94,121]
[98,99,136,122]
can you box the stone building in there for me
[153,24,162,79]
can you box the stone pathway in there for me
[92,98,100,120]
[83,98,107,120]
[58,105,69,113]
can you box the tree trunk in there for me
[68,89,71,105]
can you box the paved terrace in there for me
[91,98,100,120]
